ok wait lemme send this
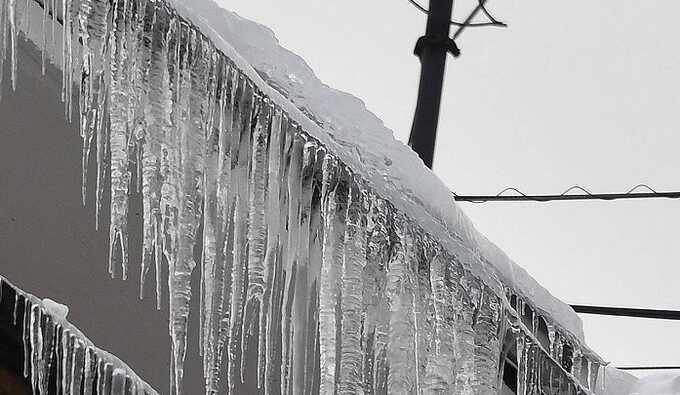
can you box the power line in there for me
[570,305,680,321]
[617,366,680,371]
[406,0,507,28]
[453,184,680,203]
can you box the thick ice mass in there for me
[0,0,631,393]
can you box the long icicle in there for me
[290,138,317,394]
[108,0,131,278]
[318,153,341,394]
[241,96,271,385]
[338,179,367,394]
[227,76,254,393]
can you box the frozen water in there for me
[0,275,158,395]
[0,0,624,393]
[41,297,69,319]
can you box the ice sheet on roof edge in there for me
[0,274,159,395]
[11,0,582,348]
[7,1,642,393]
[168,0,585,339]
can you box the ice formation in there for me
[0,275,158,394]
[0,0,622,393]
[42,298,70,320]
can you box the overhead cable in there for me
[570,304,680,321]
[453,184,680,203]
[617,366,680,371]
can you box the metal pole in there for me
[408,0,455,169]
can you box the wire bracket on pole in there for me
[414,35,460,58]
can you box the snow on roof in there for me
[630,373,680,395]
[169,0,586,340]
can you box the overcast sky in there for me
[219,0,680,378]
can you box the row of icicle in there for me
[0,276,159,394]
[0,0,604,393]
[508,293,603,394]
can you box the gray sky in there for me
[219,0,680,377]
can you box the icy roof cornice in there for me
[0,275,158,395]
[170,0,586,339]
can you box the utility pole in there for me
[408,0,457,169]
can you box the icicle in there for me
[589,361,600,391]
[40,314,56,394]
[278,130,306,395]
[289,139,318,394]
[422,250,456,392]
[99,362,114,395]
[263,110,289,394]
[473,289,503,394]
[172,29,208,395]
[254,103,283,392]
[136,0,163,306]
[13,292,19,325]
[83,346,97,395]
[22,298,31,379]
[200,55,224,394]
[362,195,390,394]
[412,235,435,395]
[202,62,237,394]
[41,0,48,74]
[317,153,343,394]
[0,0,6,101]
[50,0,55,47]
[516,335,529,395]
[62,330,74,394]
[29,304,43,393]
[385,213,419,394]
[113,368,127,394]
[96,359,106,395]
[71,338,85,394]
[54,325,63,392]
[0,0,16,96]
[338,179,367,394]
[8,0,16,91]
[227,75,254,392]
[199,49,219,376]
[76,0,111,212]
[151,5,185,391]
[451,266,477,395]
[109,0,132,279]
[241,96,270,387]
[61,0,74,120]
[304,145,325,395]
